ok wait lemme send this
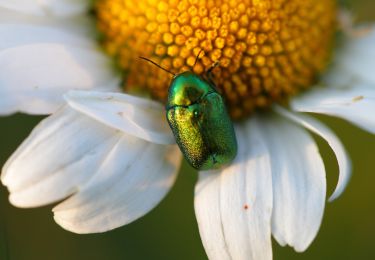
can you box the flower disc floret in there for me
[96,0,336,119]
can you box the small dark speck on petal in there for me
[244,204,249,210]
[33,86,39,89]
[352,95,364,102]
[117,111,124,117]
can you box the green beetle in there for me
[166,71,237,170]
[140,57,237,170]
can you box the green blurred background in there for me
[0,0,375,259]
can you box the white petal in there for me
[0,43,119,115]
[2,106,120,206]
[53,144,180,234]
[0,24,94,49]
[64,90,175,145]
[1,105,181,233]
[336,27,375,84]
[0,0,88,17]
[291,85,375,134]
[259,114,326,252]
[275,106,351,201]
[0,7,93,37]
[195,119,273,260]
[195,172,231,260]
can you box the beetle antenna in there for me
[206,60,221,89]
[207,60,220,75]
[139,56,175,76]
[193,49,204,68]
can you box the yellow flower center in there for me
[95,0,337,120]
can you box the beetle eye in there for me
[193,110,200,117]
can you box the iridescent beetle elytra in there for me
[140,53,237,170]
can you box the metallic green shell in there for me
[166,71,237,170]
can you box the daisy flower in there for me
[1,0,374,259]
